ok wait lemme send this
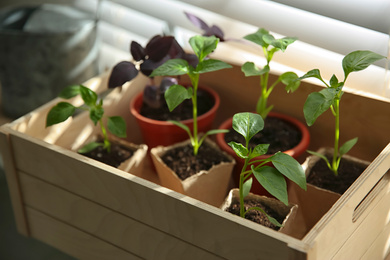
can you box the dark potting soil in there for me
[140,88,214,121]
[161,142,231,180]
[224,116,302,154]
[226,198,285,231]
[81,141,135,168]
[307,154,367,194]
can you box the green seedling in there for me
[150,35,232,155]
[242,28,300,119]
[46,85,126,153]
[228,112,306,226]
[297,50,386,176]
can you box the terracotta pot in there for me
[216,111,310,196]
[221,188,298,235]
[150,138,235,207]
[130,86,220,149]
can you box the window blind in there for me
[72,0,390,100]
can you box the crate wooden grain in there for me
[1,61,389,259]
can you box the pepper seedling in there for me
[46,84,126,154]
[242,28,300,119]
[297,50,386,176]
[228,112,306,225]
[150,35,232,155]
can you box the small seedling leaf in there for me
[89,106,104,125]
[252,165,288,205]
[164,85,193,111]
[243,178,253,198]
[250,144,269,159]
[303,88,337,126]
[228,141,249,159]
[280,72,300,92]
[196,59,232,74]
[270,152,306,190]
[342,50,386,79]
[189,35,219,61]
[80,85,98,107]
[244,28,269,48]
[46,102,76,127]
[150,59,189,77]
[339,137,358,156]
[78,142,103,154]
[108,116,127,138]
[232,112,264,142]
[241,62,269,77]
[59,85,81,99]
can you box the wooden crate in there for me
[1,62,390,259]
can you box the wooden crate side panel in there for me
[26,208,141,260]
[9,131,307,260]
[0,127,29,236]
[20,172,225,260]
[332,171,390,259]
[304,144,390,259]
[362,222,390,260]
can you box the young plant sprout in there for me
[228,112,306,225]
[242,28,300,119]
[46,85,126,154]
[297,50,386,176]
[150,35,232,155]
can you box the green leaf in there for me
[280,72,300,93]
[342,50,386,79]
[90,106,104,125]
[339,137,358,156]
[329,74,339,88]
[243,28,270,48]
[150,59,190,77]
[270,152,306,190]
[307,150,330,165]
[189,35,219,62]
[228,141,249,159]
[164,85,193,111]
[250,144,269,159]
[168,120,192,139]
[196,59,232,74]
[79,85,98,107]
[243,178,253,198]
[232,112,264,143]
[58,85,81,99]
[303,88,337,126]
[46,102,76,127]
[297,69,323,82]
[108,116,127,138]
[78,142,103,154]
[241,62,270,77]
[245,206,283,227]
[263,35,297,52]
[252,165,288,205]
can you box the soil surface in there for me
[224,116,302,154]
[161,142,231,180]
[307,154,367,194]
[226,198,286,230]
[140,88,214,121]
[81,140,135,168]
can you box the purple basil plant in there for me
[108,35,197,108]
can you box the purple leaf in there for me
[143,84,162,108]
[108,61,139,88]
[205,25,225,41]
[184,11,209,31]
[145,35,175,62]
[140,56,170,77]
[159,77,178,92]
[130,41,145,61]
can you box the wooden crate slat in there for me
[26,207,142,260]
[362,221,390,260]
[332,172,390,259]
[9,130,307,259]
[0,127,29,236]
[20,172,225,260]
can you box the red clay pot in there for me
[130,86,220,149]
[216,111,310,196]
